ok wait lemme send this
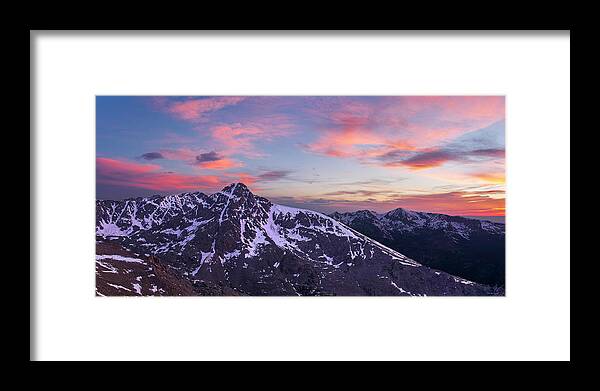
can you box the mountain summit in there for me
[96,183,503,296]
[220,182,253,196]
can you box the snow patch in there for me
[96,254,146,264]
[390,281,413,296]
[224,250,241,260]
[96,260,119,273]
[132,283,142,295]
[107,283,131,292]
[96,222,127,237]
[453,277,475,285]
[192,247,215,276]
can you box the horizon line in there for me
[95,184,505,219]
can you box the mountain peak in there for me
[221,182,253,197]
[385,207,408,216]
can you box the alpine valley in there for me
[96,183,504,296]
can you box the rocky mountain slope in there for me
[330,209,505,286]
[96,183,503,296]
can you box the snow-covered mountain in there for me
[330,209,505,286]
[96,183,502,296]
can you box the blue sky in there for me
[97,96,505,215]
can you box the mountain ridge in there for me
[96,182,503,296]
[329,208,505,286]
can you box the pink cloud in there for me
[97,157,267,194]
[211,124,264,153]
[97,157,225,192]
[97,157,161,175]
[162,97,246,121]
[206,116,293,157]
[377,96,505,147]
[154,97,294,160]
[159,148,198,161]
[304,100,417,159]
[304,96,505,165]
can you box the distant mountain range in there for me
[330,209,505,286]
[461,215,505,224]
[96,183,504,296]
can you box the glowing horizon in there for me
[97,96,505,216]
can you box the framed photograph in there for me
[31,31,570,362]
[95,95,506,297]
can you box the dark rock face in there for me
[329,209,505,287]
[96,183,503,296]
[96,241,244,296]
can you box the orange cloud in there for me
[305,189,505,216]
[389,190,505,216]
[471,172,506,184]
[196,158,242,170]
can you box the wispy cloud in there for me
[385,149,455,169]
[282,188,505,216]
[257,170,292,181]
[205,115,294,157]
[197,159,242,170]
[96,157,250,192]
[304,97,505,168]
[158,96,246,121]
[388,190,505,216]
[378,147,505,170]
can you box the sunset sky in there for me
[97,96,505,216]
